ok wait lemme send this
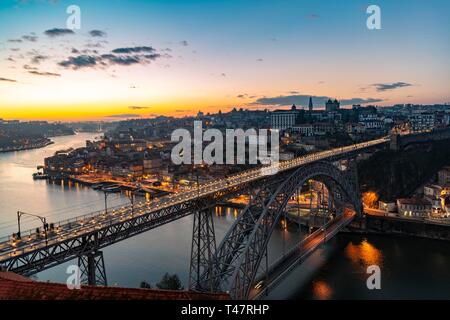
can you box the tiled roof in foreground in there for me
[0,272,230,300]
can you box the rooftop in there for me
[0,272,229,300]
[397,197,432,206]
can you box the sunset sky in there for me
[0,0,449,121]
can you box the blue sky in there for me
[0,0,449,120]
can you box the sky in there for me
[0,0,449,121]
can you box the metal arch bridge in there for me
[0,137,388,295]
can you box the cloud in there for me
[250,94,383,107]
[256,58,263,62]
[31,54,48,64]
[101,53,161,66]
[7,39,23,43]
[372,82,412,92]
[59,45,165,70]
[23,64,38,70]
[128,106,149,110]
[28,70,61,77]
[306,14,320,19]
[22,35,38,42]
[44,28,75,37]
[237,94,247,99]
[0,77,17,82]
[111,46,155,54]
[106,114,140,118]
[58,55,99,69]
[85,41,105,49]
[179,40,189,46]
[89,30,107,37]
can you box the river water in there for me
[0,133,449,299]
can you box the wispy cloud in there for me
[372,82,412,92]
[58,55,98,69]
[112,46,155,54]
[44,28,75,37]
[31,54,48,64]
[28,70,61,77]
[306,13,320,19]
[179,40,189,47]
[58,44,165,69]
[251,94,383,107]
[89,30,107,38]
[22,34,38,42]
[128,106,149,110]
[23,64,38,70]
[0,77,17,82]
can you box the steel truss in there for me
[189,208,217,291]
[1,179,258,276]
[78,250,107,286]
[205,161,362,299]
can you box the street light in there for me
[17,211,49,246]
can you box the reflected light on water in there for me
[312,280,332,300]
[345,239,383,269]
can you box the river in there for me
[0,133,449,299]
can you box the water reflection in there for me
[345,239,383,270]
[312,280,332,300]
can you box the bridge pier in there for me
[189,208,216,291]
[78,250,107,286]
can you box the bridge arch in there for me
[207,161,361,299]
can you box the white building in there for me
[397,197,432,217]
[270,105,300,130]
[408,112,435,132]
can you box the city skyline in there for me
[1,0,449,121]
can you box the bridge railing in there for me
[0,202,137,245]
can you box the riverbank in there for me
[344,214,450,241]
[0,139,54,153]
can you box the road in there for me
[249,211,356,300]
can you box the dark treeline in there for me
[358,139,450,201]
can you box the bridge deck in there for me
[0,138,386,273]
[250,211,355,300]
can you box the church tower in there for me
[308,97,313,112]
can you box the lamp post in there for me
[17,211,49,246]
[103,191,110,215]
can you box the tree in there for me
[156,273,184,290]
[140,281,152,289]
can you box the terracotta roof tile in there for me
[0,272,229,300]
